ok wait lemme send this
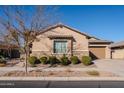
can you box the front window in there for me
[54,40,67,53]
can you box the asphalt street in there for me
[0,80,124,88]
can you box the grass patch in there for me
[86,70,100,76]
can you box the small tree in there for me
[0,6,58,74]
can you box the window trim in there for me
[53,39,68,54]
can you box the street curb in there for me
[0,77,124,81]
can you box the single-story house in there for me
[31,23,113,59]
[0,41,20,58]
[110,41,124,59]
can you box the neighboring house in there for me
[31,23,112,59]
[0,41,20,58]
[110,41,124,59]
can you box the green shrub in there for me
[0,55,6,64]
[48,56,57,65]
[28,56,37,67]
[60,54,69,65]
[70,56,79,64]
[40,56,47,64]
[82,56,92,66]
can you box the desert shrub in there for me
[28,56,37,67]
[60,54,69,65]
[70,56,79,64]
[86,70,100,76]
[82,56,92,66]
[48,56,57,65]
[39,56,47,64]
[0,55,6,64]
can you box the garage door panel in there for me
[89,46,106,59]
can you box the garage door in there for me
[89,46,106,59]
[112,49,124,59]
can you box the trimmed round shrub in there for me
[39,56,47,64]
[70,56,79,64]
[0,55,6,64]
[60,54,69,66]
[48,56,57,65]
[82,56,92,66]
[28,56,37,67]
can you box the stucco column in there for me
[67,39,72,56]
[105,46,111,59]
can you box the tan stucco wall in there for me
[105,46,111,59]
[31,26,89,58]
[112,48,124,59]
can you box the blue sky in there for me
[57,5,124,42]
[0,5,124,42]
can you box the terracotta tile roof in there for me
[110,41,124,48]
[89,40,113,44]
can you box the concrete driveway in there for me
[93,59,124,76]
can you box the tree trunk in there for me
[24,48,28,75]
[25,52,28,74]
[24,47,31,75]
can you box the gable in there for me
[37,24,91,39]
[38,27,86,42]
